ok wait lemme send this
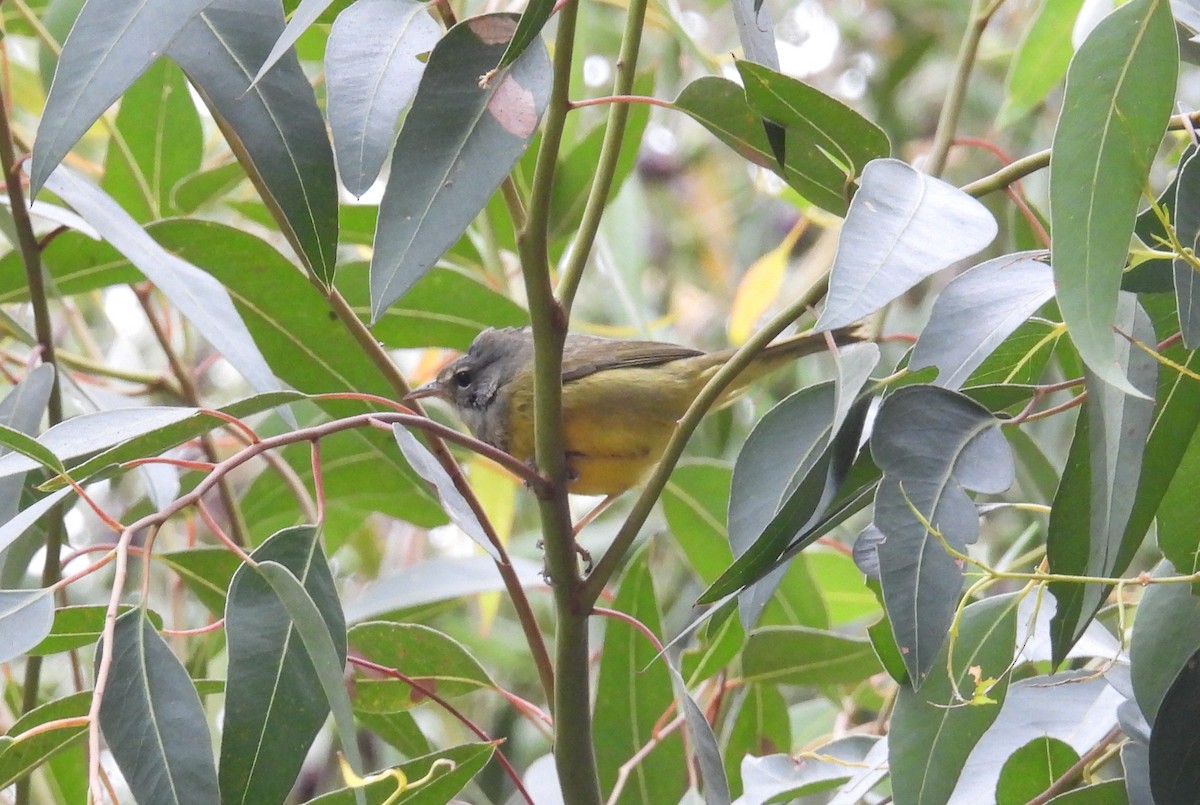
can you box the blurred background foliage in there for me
[0,0,1194,802]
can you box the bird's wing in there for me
[561,335,704,382]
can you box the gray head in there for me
[405,327,532,443]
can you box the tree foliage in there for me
[1,0,1199,803]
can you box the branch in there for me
[581,276,830,605]
[925,0,1003,177]
[555,0,653,310]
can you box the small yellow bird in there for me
[407,326,856,496]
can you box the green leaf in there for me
[170,160,248,214]
[41,166,282,395]
[662,462,733,585]
[305,743,495,804]
[996,737,1079,805]
[349,622,494,713]
[594,552,687,805]
[326,0,439,197]
[157,549,244,616]
[699,388,871,605]
[97,608,220,805]
[0,588,54,664]
[1049,0,1177,395]
[889,594,1019,805]
[169,0,340,284]
[336,261,528,351]
[741,626,879,686]
[1044,780,1128,804]
[1149,648,1200,804]
[0,488,75,560]
[29,604,162,656]
[681,608,743,683]
[220,525,346,805]
[249,0,339,88]
[909,252,1054,390]
[0,231,138,302]
[1171,147,1200,348]
[739,736,882,803]
[136,220,444,529]
[355,711,432,758]
[1049,295,1157,661]
[0,690,91,790]
[496,0,552,70]
[370,13,551,319]
[30,0,212,194]
[0,392,305,484]
[997,0,1085,127]
[1131,562,1200,725]
[869,386,1013,684]
[737,61,889,179]
[254,560,364,799]
[674,75,868,216]
[722,684,790,797]
[0,365,55,581]
[102,58,203,220]
[343,556,543,622]
[0,422,66,477]
[665,658,731,805]
[816,159,997,331]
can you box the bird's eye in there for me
[452,369,472,388]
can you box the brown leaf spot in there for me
[468,15,516,45]
[487,74,538,139]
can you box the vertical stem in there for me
[134,285,249,546]
[555,0,651,311]
[0,83,66,805]
[925,0,1003,177]
[516,2,603,802]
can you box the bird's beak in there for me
[404,381,445,402]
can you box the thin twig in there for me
[349,656,536,805]
[1024,726,1123,805]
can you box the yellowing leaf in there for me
[728,218,807,345]
[466,455,518,632]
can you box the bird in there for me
[407,325,858,497]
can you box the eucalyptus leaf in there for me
[326,0,439,197]
[1172,147,1200,347]
[0,365,54,526]
[169,0,340,284]
[392,425,499,560]
[97,608,220,805]
[1149,648,1200,804]
[41,166,282,395]
[370,13,551,318]
[870,385,1013,683]
[1049,295,1157,661]
[739,737,879,805]
[1049,0,1177,395]
[594,553,686,805]
[31,0,212,194]
[0,588,54,664]
[890,594,1018,804]
[910,252,1054,390]
[221,526,346,805]
[816,159,997,331]
[1130,561,1200,725]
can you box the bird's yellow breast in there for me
[502,363,713,496]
